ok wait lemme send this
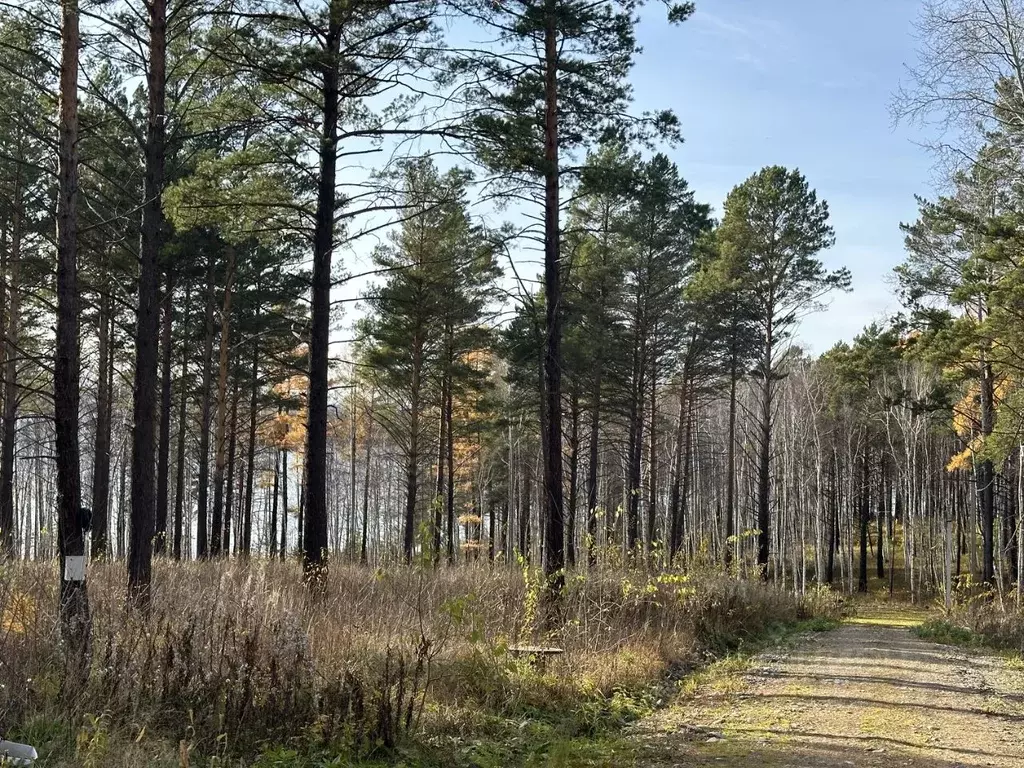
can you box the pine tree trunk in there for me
[270,445,279,558]
[155,269,174,555]
[625,344,645,554]
[404,332,423,563]
[281,446,289,559]
[92,286,113,560]
[0,191,21,559]
[859,448,870,593]
[0,228,7,555]
[196,255,215,558]
[756,339,773,578]
[541,2,565,600]
[668,380,688,560]
[433,373,446,564]
[826,450,836,583]
[980,356,995,584]
[360,394,374,565]
[348,391,357,557]
[876,455,886,580]
[224,378,239,554]
[725,349,738,567]
[566,388,579,569]
[446,379,455,565]
[586,365,602,563]
[520,456,531,560]
[128,0,166,606]
[297,464,306,555]
[302,5,342,588]
[646,351,658,561]
[242,338,258,557]
[117,446,127,561]
[56,0,90,670]
[211,245,235,557]
[172,286,190,561]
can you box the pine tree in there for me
[0,17,51,560]
[453,0,693,600]
[617,153,710,557]
[360,159,498,563]
[56,0,91,678]
[718,166,847,578]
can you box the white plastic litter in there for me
[0,739,38,765]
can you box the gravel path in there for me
[633,613,1024,767]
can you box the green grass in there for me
[913,618,979,646]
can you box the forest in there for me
[3,0,1024,766]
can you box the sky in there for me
[631,0,936,353]
[337,0,938,358]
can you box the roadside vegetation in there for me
[0,561,844,767]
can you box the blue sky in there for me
[340,1,936,357]
[633,0,935,353]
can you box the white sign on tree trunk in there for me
[64,555,86,582]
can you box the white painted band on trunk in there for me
[64,555,86,581]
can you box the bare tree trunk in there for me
[0,189,21,559]
[646,339,659,562]
[433,373,446,564]
[172,286,190,561]
[128,0,166,606]
[302,4,342,589]
[56,0,90,673]
[211,245,236,556]
[117,445,127,561]
[586,365,602,563]
[242,338,258,557]
[756,340,773,578]
[566,388,579,569]
[541,2,565,602]
[92,285,113,560]
[445,379,455,565]
[403,333,423,563]
[270,444,279,558]
[155,269,173,555]
[826,449,836,583]
[348,387,357,558]
[281,447,289,559]
[625,347,645,554]
[360,393,375,565]
[725,352,738,568]
[876,455,886,580]
[297,462,305,555]
[980,356,995,584]
[224,378,239,554]
[196,254,215,558]
[859,447,870,593]
[668,380,689,561]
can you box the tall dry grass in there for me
[0,559,830,764]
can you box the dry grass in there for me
[0,559,827,766]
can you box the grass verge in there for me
[0,562,844,767]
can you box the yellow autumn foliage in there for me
[947,375,1012,471]
[1,590,34,635]
[259,408,307,451]
[273,374,308,401]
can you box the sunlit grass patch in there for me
[845,615,925,628]
[913,618,978,646]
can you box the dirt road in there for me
[633,612,1024,767]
